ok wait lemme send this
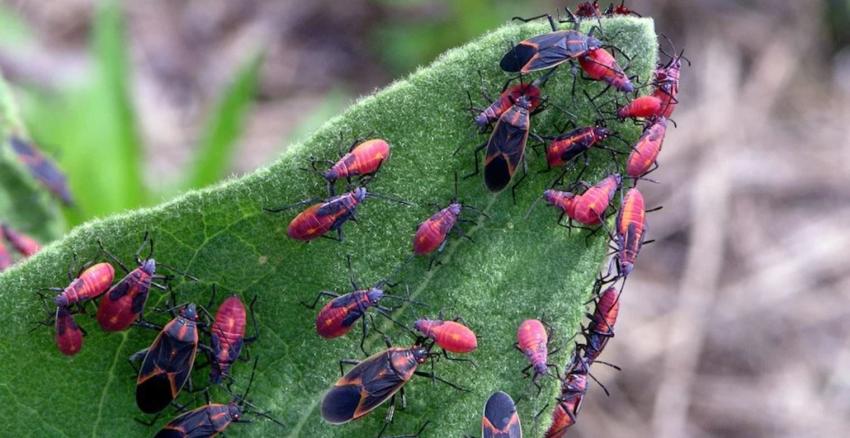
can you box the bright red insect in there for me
[617,95,664,120]
[210,295,257,384]
[613,187,647,277]
[578,47,634,93]
[545,125,612,169]
[413,203,462,256]
[652,38,689,118]
[574,1,602,18]
[52,262,115,307]
[1,223,40,257]
[545,355,591,438]
[626,118,667,178]
[54,306,84,356]
[542,173,621,227]
[471,69,555,130]
[516,319,556,391]
[606,0,641,17]
[319,139,391,194]
[414,319,478,354]
[583,286,620,363]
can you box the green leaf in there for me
[0,71,64,245]
[0,17,656,437]
[185,53,263,190]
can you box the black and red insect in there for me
[500,14,603,74]
[8,136,73,206]
[54,305,85,356]
[626,117,667,179]
[1,223,40,257]
[469,68,556,131]
[610,187,649,278]
[544,353,592,438]
[652,36,690,119]
[543,124,613,172]
[266,187,409,242]
[605,0,642,17]
[309,138,391,195]
[96,234,170,332]
[305,256,413,355]
[583,286,620,364]
[414,317,478,354]
[133,303,202,414]
[209,294,258,384]
[48,260,115,309]
[155,359,284,437]
[617,95,664,120]
[578,47,634,93]
[536,173,621,229]
[516,318,560,392]
[321,337,463,435]
[482,391,522,438]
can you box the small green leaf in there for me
[0,17,656,437]
[186,53,263,190]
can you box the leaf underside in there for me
[0,17,656,437]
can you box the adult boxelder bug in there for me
[0,234,11,272]
[209,294,258,384]
[516,319,559,393]
[500,13,602,74]
[583,286,620,364]
[626,117,667,179]
[54,305,84,356]
[470,69,556,131]
[536,173,621,229]
[482,390,522,438]
[7,136,73,206]
[154,359,284,437]
[578,47,634,93]
[311,138,391,195]
[50,261,115,308]
[321,337,463,435]
[306,256,414,355]
[1,223,40,257]
[133,303,203,414]
[414,318,478,354]
[266,186,409,242]
[544,353,591,438]
[617,95,664,120]
[96,234,171,332]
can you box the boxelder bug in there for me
[469,69,556,131]
[544,354,591,438]
[321,336,464,435]
[7,136,74,206]
[155,359,284,437]
[414,318,478,354]
[617,95,664,120]
[54,306,84,356]
[578,47,634,93]
[532,173,621,229]
[133,303,203,414]
[515,319,559,393]
[606,0,642,17]
[310,138,391,195]
[574,1,602,19]
[626,117,667,180]
[49,261,115,308]
[482,391,522,438]
[611,187,648,278]
[96,234,171,332]
[0,235,11,272]
[305,256,415,355]
[500,13,603,74]
[266,186,410,242]
[652,35,690,118]
[543,124,613,170]
[583,286,620,364]
[1,223,40,257]
[209,295,258,384]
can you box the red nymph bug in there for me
[617,95,663,120]
[0,234,11,272]
[49,261,115,309]
[536,173,621,229]
[321,336,463,435]
[54,306,84,356]
[482,391,522,438]
[578,47,634,93]
[469,69,556,131]
[500,13,603,74]
[7,136,73,206]
[154,359,284,437]
[266,186,410,242]
[515,319,559,392]
[543,124,613,171]
[133,303,202,414]
[1,223,40,257]
[414,318,478,354]
[574,1,602,19]
[209,294,258,384]
[583,286,620,364]
[96,234,172,332]
[310,138,391,195]
[605,0,642,17]
[652,35,690,118]
[544,354,591,438]
[612,187,647,277]
[305,256,415,355]
[626,117,667,179]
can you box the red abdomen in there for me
[96,268,152,332]
[579,48,633,92]
[413,209,458,255]
[287,204,335,240]
[618,95,663,119]
[328,139,390,180]
[415,319,477,353]
[546,128,595,167]
[569,175,619,225]
[517,319,548,365]
[544,401,579,438]
[55,306,83,356]
[56,262,115,307]
[315,292,369,339]
[627,119,667,178]
[211,295,247,380]
[590,287,620,335]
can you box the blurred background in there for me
[1,0,849,436]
